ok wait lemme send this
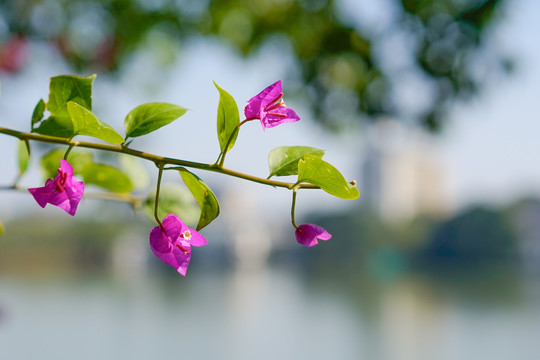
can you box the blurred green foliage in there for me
[418,206,516,268]
[0,0,508,131]
[2,197,538,280]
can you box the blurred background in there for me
[1,0,540,359]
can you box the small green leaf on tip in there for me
[124,102,187,138]
[31,99,46,126]
[178,167,220,230]
[214,82,239,153]
[268,146,325,178]
[298,155,359,200]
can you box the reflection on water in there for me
[1,266,540,360]
[0,267,362,359]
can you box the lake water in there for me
[1,266,540,360]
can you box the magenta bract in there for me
[295,223,332,247]
[149,214,207,276]
[28,159,85,216]
[244,80,300,129]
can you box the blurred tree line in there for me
[0,0,509,131]
[2,197,537,278]
[296,197,540,280]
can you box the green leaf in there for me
[268,146,325,178]
[31,99,46,126]
[48,74,96,115]
[34,113,75,138]
[80,163,134,193]
[0,220,4,236]
[214,82,239,153]
[120,154,149,190]
[41,149,93,179]
[143,184,200,227]
[35,74,96,138]
[17,140,30,177]
[124,102,187,138]
[67,101,124,144]
[297,155,359,200]
[178,168,220,230]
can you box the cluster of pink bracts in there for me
[28,81,331,276]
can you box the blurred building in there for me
[221,184,272,270]
[361,119,453,222]
[509,198,540,274]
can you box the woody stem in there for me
[63,141,77,160]
[216,118,256,167]
[0,126,320,190]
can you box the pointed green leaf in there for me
[35,74,96,138]
[34,114,75,138]
[178,168,220,230]
[298,155,359,200]
[67,101,124,144]
[47,74,96,114]
[17,140,30,177]
[80,163,134,193]
[124,102,187,138]
[143,184,200,227]
[31,99,46,126]
[120,154,149,190]
[214,82,239,153]
[268,146,325,178]
[0,220,4,236]
[41,149,93,179]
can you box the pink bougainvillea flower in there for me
[295,224,332,247]
[244,80,300,129]
[28,159,85,216]
[149,214,208,276]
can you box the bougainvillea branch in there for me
[0,127,320,190]
[0,75,359,276]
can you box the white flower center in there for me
[181,230,192,241]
